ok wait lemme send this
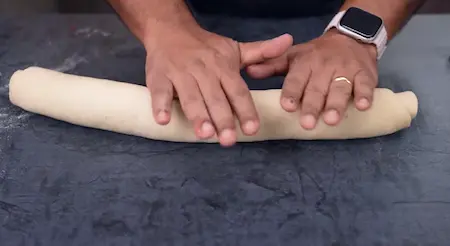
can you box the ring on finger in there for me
[333,76,352,86]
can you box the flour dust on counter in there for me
[74,27,112,38]
[51,53,88,73]
[0,71,31,135]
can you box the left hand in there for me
[246,29,379,129]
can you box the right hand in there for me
[144,25,293,146]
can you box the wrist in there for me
[143,18,203,49]
[324,28,378,59]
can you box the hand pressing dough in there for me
[9,67,418,142]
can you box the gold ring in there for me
[334,76,352,85]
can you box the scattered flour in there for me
[0,169,6,182]
[0,53,87,136]
[0,73,7,95]
[0,83,9,95]
[0,109,30,132]
[0,109,29,164]
[0,74,31,134]
[75,27,111,38]
[52,53,88,72]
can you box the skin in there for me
[247,0,427,129]
[108,0,293,147]
[107,0,426,147]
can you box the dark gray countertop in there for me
[1,14,450,246]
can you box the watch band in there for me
[323,10,388,60]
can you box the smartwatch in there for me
[323,7,388,60]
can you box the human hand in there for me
[144,25,293,146]
[246,29,379,129]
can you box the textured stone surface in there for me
[0,14,450,246]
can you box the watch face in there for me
[339,7,383,39]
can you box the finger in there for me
[245,54,289,79]
[300,64,334,130]
[146,70,174,125]
[215,59,260,138]
[189,60,237,146]
[323,71,354,126]
[353,69,377,111]
[169,72,215,140]
[239,33,293,68]
[280,58,311,112]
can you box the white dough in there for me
[9,67,418,142]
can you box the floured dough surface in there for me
[9,67,418,142]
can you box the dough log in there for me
[9,67,418,142]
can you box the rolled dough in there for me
[9,67,418,142]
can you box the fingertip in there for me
[300,114,317,130]
[281,97,298,112]
[196,121,216,139]
[355,98,370,110]
[263,34,293,58]
[274,33,294,45]
[323,109,340,125]
[284,33,294,45]
[219,128,237,147]
[242,120,259,136]
[155,110,171,125]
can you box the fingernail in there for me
[324,110,339,125]
[282,97,297,111]
[219,129,236,147]
[301,114,316,129]
[357,98,370,109]
[157,110,169,122]
[201,121,215,137]
[243,120,258,135]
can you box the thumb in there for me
[246,55,289,79]
[238,33,293,68]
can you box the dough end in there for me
[396,91,419,119]
[8,69,25,106]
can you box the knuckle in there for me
[354,82,373,98]
[331,80,351,92]
[151,85,171,98]
[190,59,207,69]
[356,74,374,88]
[312,57,326,69]
[324,56,338,67]
[333,99,347,108]
[211,54,235,71]
[201,50,218,64]
[305,83,327,97]
[230,86,250,100]
[355,69,370,80]
[341,88,352,97]
[327,97,347,110]
[207,93,228,106]
[282,87,299,99]
[356,87,373,97]
[147,74,171,89]
[347,60,362,71]
[302,100,321,114]
[282,84,302,99]
[205,93,231,112]
[181,93,201,109]
[287,71,307,82]
[214,116,235,130]
[212,51,226,63]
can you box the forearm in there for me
[106,0,199,44]
[340,0,427,40]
